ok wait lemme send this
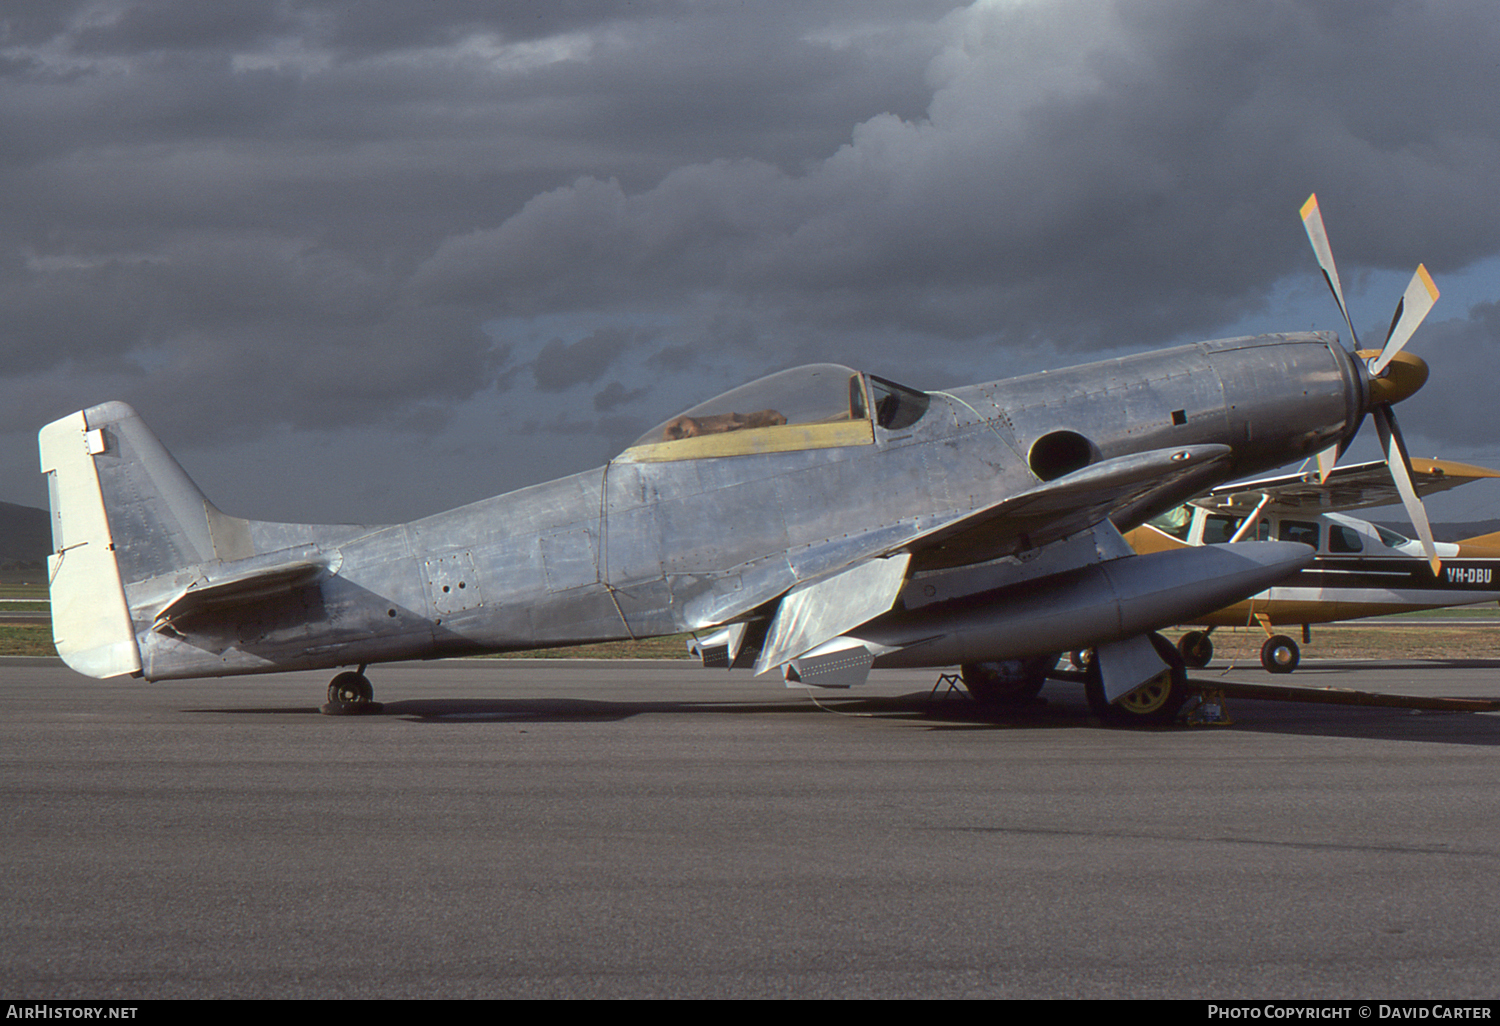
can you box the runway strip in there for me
[4,656,1500,999]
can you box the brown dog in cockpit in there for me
[663,409,786,441]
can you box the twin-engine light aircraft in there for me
[1126,458,1500,673]
[38,196,1443,723]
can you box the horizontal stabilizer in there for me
[154,560,327,631]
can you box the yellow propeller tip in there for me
[1417,263,1439,301]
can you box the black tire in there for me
[328,670,374,705]
[1260,634,1300,674]
[961,654,1059,707]
[1177,630,1213,668]
[1084,632,1189,726]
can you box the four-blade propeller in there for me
[1299,194,1442,574]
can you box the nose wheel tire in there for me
[1260,635,1300,674]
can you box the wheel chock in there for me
[1184,687,1232,726]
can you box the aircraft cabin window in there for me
[1328,525,1364,553]
[1279,520,1320,548]
[1146,506,1192,540]
[1202,514,1239,545]
[1375,525,1411,549]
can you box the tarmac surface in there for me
[4,655,1500,999]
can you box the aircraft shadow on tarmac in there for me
[1258,658,1500,672]
[196,682,1500,746]
[488,677,1498,745]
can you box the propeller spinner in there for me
[1300,194,1442,573]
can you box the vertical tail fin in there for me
[38,401,253,679]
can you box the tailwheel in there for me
[1177,630,1213,668]
[961,653,1059,708]
[1085,633,1189,726]
[322,669,382,715]
[1260,635,1300,674]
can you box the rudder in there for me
[39,406,142,678]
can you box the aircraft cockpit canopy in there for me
[619,364,929,462]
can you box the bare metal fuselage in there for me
[51,332,1361,683]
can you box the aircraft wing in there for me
[901,443,1234,571]
[750,443,1234,677]
[1191,458,1500,515]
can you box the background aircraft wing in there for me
[1191,458,1500,515]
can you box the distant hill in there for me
[0,502,49,566]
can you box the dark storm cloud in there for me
[2,0,953,442]
[417,0,1500,360]
[1404,302,1500,448]
[531,326,643,392]
[593,380,648,413]
[3,0,1500,520]
[72,1,286,54]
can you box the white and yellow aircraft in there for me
[1125,458,1500,672]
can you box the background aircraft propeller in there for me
[1299,194,1442,574]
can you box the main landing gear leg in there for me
[321,664,384,715]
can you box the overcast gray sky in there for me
[4,0,1499,526]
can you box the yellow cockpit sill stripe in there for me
[617,419,875,463]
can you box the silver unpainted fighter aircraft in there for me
[37,196,1443,723]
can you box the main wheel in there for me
[961,654,1059,708]
[328,670,374,706]
[1084,633,1189,726]
[1260,634,1300,674]
[1177,630,1213,668]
